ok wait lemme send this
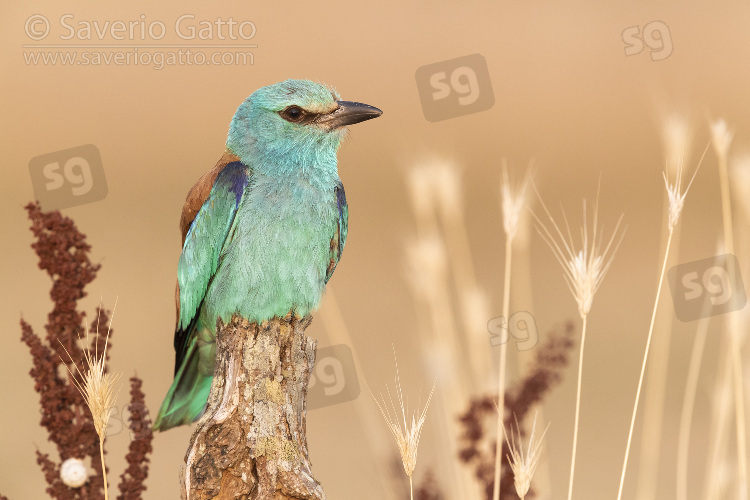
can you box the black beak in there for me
[318,101,382,130]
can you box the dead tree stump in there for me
[181,314,325,500]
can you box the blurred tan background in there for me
[2,0,750,498]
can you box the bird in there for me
[153,79,381,431]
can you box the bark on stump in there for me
[181,314,325,500]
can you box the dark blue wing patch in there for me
[326,183,348,283]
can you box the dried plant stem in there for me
[617,233,673,500]
[493,164,532,500]
[704,341,733,500]
[100,439,108,500]
[567,315,588,500]
[635,210,681,500]
[728,325,747,500]
[678,248,727,500]
[493,236,513,500]
[424,270,477,498]
[676,314,709,500]
[513,207,554,498]
[443,217,490,392]
[717,145,735,255]
[435,167,489,393]
[717,148,748,500]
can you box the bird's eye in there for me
[280,105,306,123]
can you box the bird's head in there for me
[226,79,381,173]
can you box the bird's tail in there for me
[153,327,214,431]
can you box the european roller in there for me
[153,80,381,431]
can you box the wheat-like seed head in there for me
[433,161,463,220]
[501,161,533,241]
[710,118,734,161]
[61,310,121,440]
[366,351,435,478]
[503,413,550,500]
[407,165,436,223]
[533,181,625,319]
[662,143,707,233]
[662,116,691,177]
[76,343,121,439]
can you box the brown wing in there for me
[174,151,241,327]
